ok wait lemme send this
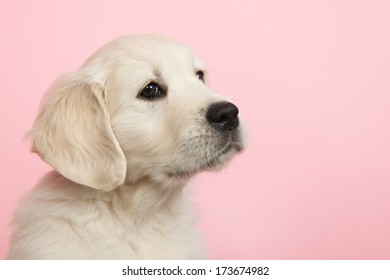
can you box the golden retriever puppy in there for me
[8,34,244,259]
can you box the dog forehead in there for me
[83,35,206,88]
[104,35,204,71]
[116,35,192,60]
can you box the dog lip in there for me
[221,139,243,154]
[232,141,244,152]
[166,169,194,179]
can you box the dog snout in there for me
[206,102,239,131]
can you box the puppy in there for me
[8,34,244,259]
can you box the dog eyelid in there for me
[138,82,166,100]
[196,70,205,82]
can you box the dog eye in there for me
[196,70,205,82]
[139,82,164,100]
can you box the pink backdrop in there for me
[1,0,390,259]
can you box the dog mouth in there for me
[165,136,243,179]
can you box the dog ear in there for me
[29,71,127,191]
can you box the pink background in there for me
[1,0,390,259]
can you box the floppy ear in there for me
[29,72,127,191]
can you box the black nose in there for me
[206,102,239,131]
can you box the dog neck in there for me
[41,171,192,221]
[115,177,189,216]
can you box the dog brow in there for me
[153,69,161,79]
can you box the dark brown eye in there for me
[139,82,164,100]
[196,70,205,82]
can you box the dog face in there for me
[30,34,244,190]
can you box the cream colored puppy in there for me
[8,34,244,259]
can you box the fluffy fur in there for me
[8,34,244,259]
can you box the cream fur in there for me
[8,34,244,259]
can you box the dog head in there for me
[30,34,245,191]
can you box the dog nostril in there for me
[206,102,239,131]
